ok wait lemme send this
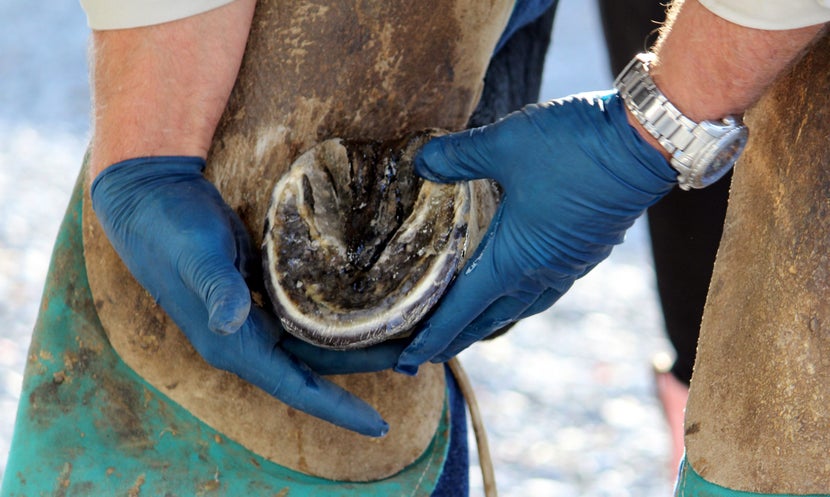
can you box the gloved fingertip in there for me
[393,325,441,375]
[208,326,236,336]
[208,320,242,335]
[393,362,419,377]
[207,298,250,335]
[344,405,389,438]
[206,280,251,335]
[375,420,390,438]
[415,135,463,183]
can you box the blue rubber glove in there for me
[395,91,677,373]
[91,156,391,437]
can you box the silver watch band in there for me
[614,53,746,190]
[615,54,697,156]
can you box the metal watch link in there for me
[614,53,749,190]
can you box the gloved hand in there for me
[91,156,393,437]
[395,91,677,373]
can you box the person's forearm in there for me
[88,0,256,178]
[629,0,825,158]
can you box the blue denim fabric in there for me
[431,368,470,496]
[495,0,558,53]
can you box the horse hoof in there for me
[262,132,493,349]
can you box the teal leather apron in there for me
[0,171,451,497]
[676,458,830,497]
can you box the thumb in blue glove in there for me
[91,156,388,437]
[395,91,677,373]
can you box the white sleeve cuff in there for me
[80,0,237,30]
[699,0,830,30]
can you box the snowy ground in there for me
[0,0,676,495]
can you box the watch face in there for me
[693,126,749,188]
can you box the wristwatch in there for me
[614,53,749,190]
